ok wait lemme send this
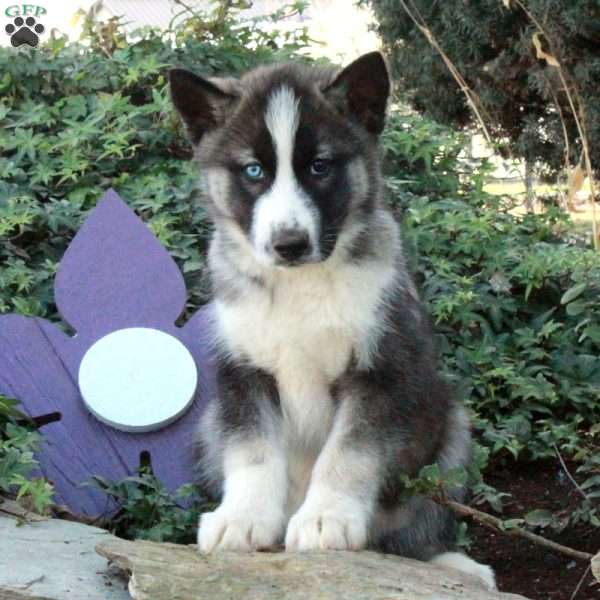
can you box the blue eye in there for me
[310,158,331,176]
[244,163,264,180]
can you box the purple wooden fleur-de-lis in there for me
[0,189,216,516]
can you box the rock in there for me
[0,514,130,600]
[96,538,530,600]
[592,551,600,583]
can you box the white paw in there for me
[285,502,368,551]
[197,506,285,553]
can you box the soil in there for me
[468,459,599,600]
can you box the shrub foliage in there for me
[383,113,600,527]
[0,395,54,513]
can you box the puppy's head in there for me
[170,52,390,268]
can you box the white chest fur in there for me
[215,260,395,437]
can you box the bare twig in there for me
[213,0,235,28]
[439,498,593,562]
[546,77,576,211]
[511,0,598,248]
[169,0,205,31]
[396,0,494,145]
[172,0,199,15]
[553,443,590,501]
[570,564,591,600]
[577,101,599,248]
[549,85,570,168]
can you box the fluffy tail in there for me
[431,551,496,591]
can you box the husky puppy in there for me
[170,52,495,590]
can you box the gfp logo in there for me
[4,4,46,47]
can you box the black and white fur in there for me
[170,52,495,590]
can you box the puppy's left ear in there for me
[323,52,390,135]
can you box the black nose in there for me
[272,229,311,263]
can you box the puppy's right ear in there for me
[323,52,390,135]
[169,69,237,144]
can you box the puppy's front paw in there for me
[198,506,285,553]
[285,502,368,552]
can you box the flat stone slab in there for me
[0,515,129,600]
[96,538,530,600]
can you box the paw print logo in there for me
[5,16,45,47]
[0,190,216,516]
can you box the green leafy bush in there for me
[0,395,54,513]
[86,468,214,543]
[383,112,600,528]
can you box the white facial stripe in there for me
[265,85,300,177]
[251,86,320,264]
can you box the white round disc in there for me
[78,327,198,433]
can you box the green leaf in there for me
[566,300,586,316]
[560,283,586,305]
[524,509,554,528]
[580,475,600,490]
[500,518,524,531]
[581,325,600,343]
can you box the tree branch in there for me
[438,498,593,562]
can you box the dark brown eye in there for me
[310,158,331,176]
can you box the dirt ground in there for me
[468,460,599,600]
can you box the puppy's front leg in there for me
[198,363,287,553]
[199,438,287,553]
[285,398,380,552]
